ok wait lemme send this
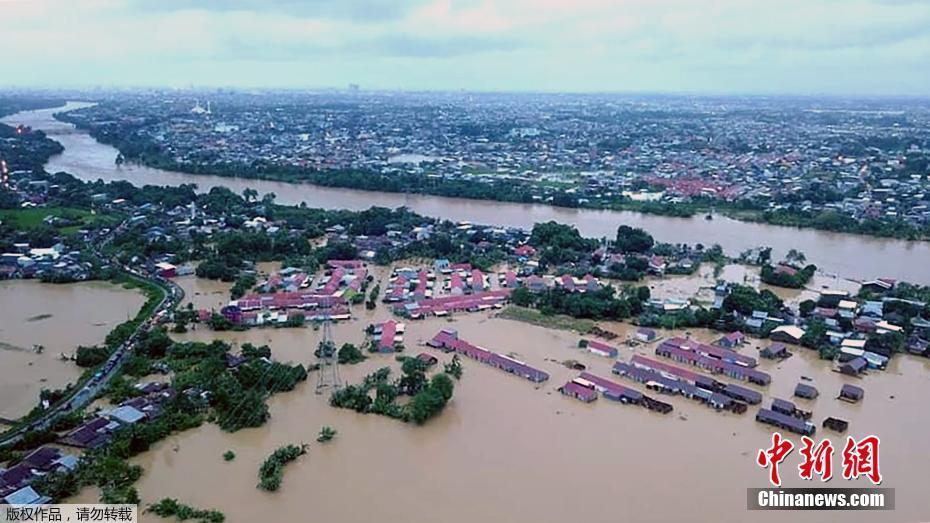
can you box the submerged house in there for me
[655,342,770,386]
[760,343,790,360]
[616,357,748,414]
[428,329,549,383]
[371,319,405,352]
[415,353,439,366]
[659,337,757,367]
[770,325,805,345]
[756,408,816,436]
[581,339,619,358]
[823,417,849,433]
[635,327,658,343]
[839,357,868,376]
[722,383,762,405]
[771,398,810,420]
[794,383,819,400]
[839,384,864,403]
[59,417,117,449]
[717,331,746,349]
[559,379,598,403]
[578,371,643,404]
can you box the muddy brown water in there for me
[0,280,144,419]
[4,103,930,284]
[59,276,930,523]
[5,101,928,520]
[642,263,861,308]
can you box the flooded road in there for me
[4,103,930,284]
[60,286,930,523]
[0,280,144,420]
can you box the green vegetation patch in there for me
[0,207,116,234]
[257,444,308,491]
[498,305,596,333]
[147,498,225,523]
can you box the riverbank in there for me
[4,102,929,284]
[58,107,930,242]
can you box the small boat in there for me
[705,214,713,220]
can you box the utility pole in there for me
[315,317,341,394]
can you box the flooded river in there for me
[4,103,930,284]
[63,298,930,523]
[4,102,929,521]
[0,280,144,420]
[56,262,930,523]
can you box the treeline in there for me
[0,97,66,118]
[528,221,599,266]
[510,285,650,321]
[756,208,929,241]
[0,123,64,175]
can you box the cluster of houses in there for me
[802,281,928,373]
[0,382,174,505]
[547,321,869,436]
[557,371,674,414]
[60,383,174,449]
[0,242,91,281]
[255,267,313,293]
[221,292,350,326]
[613,355,757,414]
[706,277,929,381]
[655,337,771,386]
[385,264,514,319]
[0,446,79,505]
[219,260,369,326]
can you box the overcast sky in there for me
[3,0,930,95]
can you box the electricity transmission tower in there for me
[315,317,341,394]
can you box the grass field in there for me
[497,305,595,333]
[0,207,116,234]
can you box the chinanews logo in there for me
[749,432,893,511]
[756,432,881,486]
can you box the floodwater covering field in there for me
[643,262,861,307]
[65,276,930,523]
[0,280,144,420]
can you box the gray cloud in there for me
[3,0,930,95]
[125,0,429,22]
[354,35,523,58]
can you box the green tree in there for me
[443,354,464,380]
[614,225,654,253]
